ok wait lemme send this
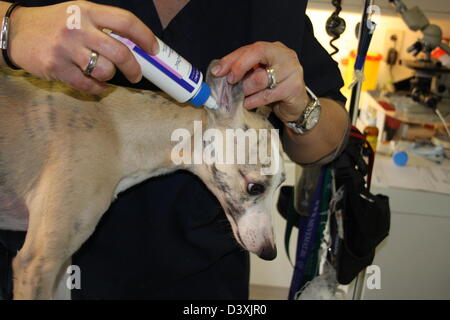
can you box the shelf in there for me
[363,90,450,127]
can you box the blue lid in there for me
[189,82,211,107]
[393,151,408,166]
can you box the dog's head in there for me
[190,61,286,260]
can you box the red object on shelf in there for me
[378,100,401,130]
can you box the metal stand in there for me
[348,0,374,300]
[348,0,374,126]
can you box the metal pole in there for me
[350,81,363,125]
[349,0,374,300]
[348,0,373,125]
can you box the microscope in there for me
[389,0,450,109]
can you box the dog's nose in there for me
[258,245,277,261]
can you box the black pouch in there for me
[334,178,391,284]
[330,127,391,285]
[277,126,390,286]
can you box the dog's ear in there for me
[205,60,244,125]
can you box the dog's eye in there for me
[247,183,265,196]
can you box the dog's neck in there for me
[101,86,208,192]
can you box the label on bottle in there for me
[189,67,201,84]
[109,33,203,103]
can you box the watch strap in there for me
[286,86,321,134]
[1,2,22,70]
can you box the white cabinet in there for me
[356,152,450,299]
[360,186,450,299]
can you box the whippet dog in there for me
[0,61,285,299]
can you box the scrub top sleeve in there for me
[272,15,350,165]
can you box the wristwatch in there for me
[285,86,321,134]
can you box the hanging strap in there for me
[284,191,299,267]
[297,167,333,291]
[349,126,375,189]
[288,167,326,299]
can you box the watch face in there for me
[305,106,321,130]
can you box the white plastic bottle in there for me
[107,31,218,109]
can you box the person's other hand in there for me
[212,41,309,123]
[8,1,159,94]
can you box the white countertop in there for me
[371,153,450,218]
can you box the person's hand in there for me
[8,1,159,94]
[212,41,310,123]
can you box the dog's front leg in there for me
[12,166,117,300]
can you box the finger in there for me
[85,29,142,83]
[87,3,159,54]
[74,47,116,82]
[59,63,109,95]
[226,42,278,84]
[212,45,250,77]
[243,80,292,110]
[242,67,271,97]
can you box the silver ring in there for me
[83,51,99,75]
[266,67,277,89]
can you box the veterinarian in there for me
[0,0,350,299]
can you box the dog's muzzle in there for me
[258,244,277,261]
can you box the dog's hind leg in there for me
[12,165,117,300]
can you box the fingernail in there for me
[227,73,235,84]
[243,100,252,109]
[211,64,221,76]
[151,41,160,55]
[133,73,142,83]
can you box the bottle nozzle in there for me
[204,96,219,110]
